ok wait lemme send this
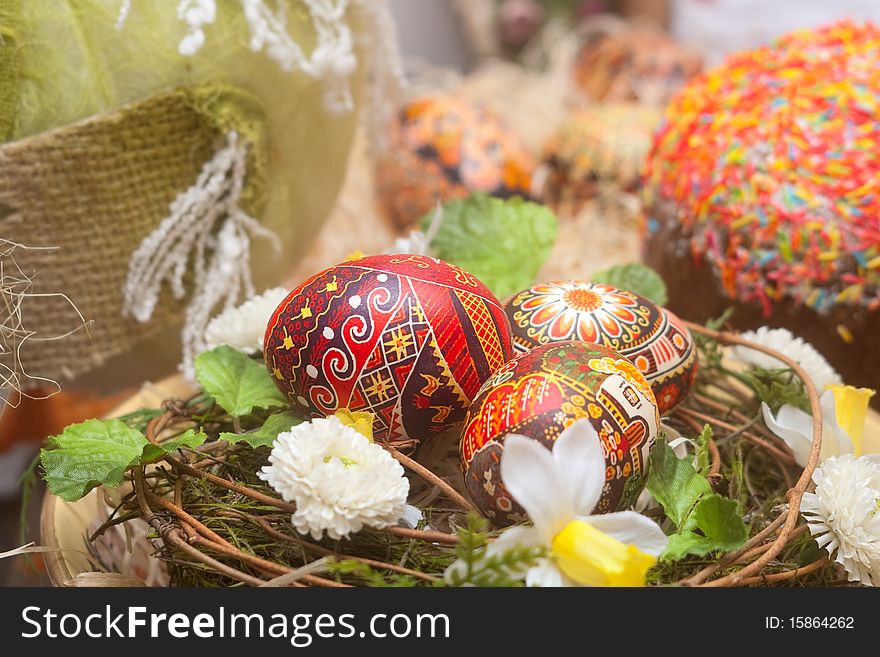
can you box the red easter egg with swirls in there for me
[264,254,514,443]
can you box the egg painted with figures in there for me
[460,341,660,526]
[504,280,697,414]
[375,94,535,229]
[264,254,514,444]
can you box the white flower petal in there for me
[443,525,542,586]
[732,327,842,391]
[486,525,543,558]
[204,287,289,354]
[398,505,423,529]
[762,392,857,467]
[762,402,814,467]
[799,454,880,587]
[552,419,605,515]
[667,437,694,459]
[584,511,668,557]
[501,435,574,542]
[525,559,569,587]
[633,488,657,513]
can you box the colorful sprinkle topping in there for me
[645,22,880,314]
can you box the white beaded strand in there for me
[121,131,280,377]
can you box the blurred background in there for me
[3,0,880,585]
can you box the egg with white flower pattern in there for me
[460,341,660,526]
[264,254,513,444]
[504,280,697,414]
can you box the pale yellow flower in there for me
[828,385,876,456]
[763,385,876,466]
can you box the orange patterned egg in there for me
[538,105,662,213]
[375,95,535,229]
[460,341,660,526]
[504,281,697,414]
[264,254,514,444]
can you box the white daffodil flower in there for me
[762,385,875,466]
[470,419,667,587]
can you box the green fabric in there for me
[186,84,269,215]
[0,0,20,141]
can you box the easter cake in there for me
[643,22,880,391]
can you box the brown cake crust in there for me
[643,202,880,393]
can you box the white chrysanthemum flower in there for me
[259,416,410,540]
[731,327,842,391]
[203,287,288,354]
[800,454,880,586]
[385,231,430,255]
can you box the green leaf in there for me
[662,494,748,560]
[194,346,288,417]
[219,411,301,448]
[41,420,210,502]
[695,424,713,475]
[140,428,207,463]
[591,263,668,306]
[41,419,150,502]
[646,440,711,530]
[422,193,558,300]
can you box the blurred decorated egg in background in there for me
[537,105,661,213]
[571,21,702,107]
[375,94,535,229]
[460,341,660,526]
[265,254,514,443]
[504,281,696,414]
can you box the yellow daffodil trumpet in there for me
[827,384,875,456]
[552,520,657,587]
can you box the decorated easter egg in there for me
[460,341,660,526]
[375,94,535,229]
[539,105,662,213]
[264,254,514,443]
[504,281,697,414]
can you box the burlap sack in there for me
[0,2,403,393]
[0,86,267,383]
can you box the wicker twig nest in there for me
[39,316,851,588]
